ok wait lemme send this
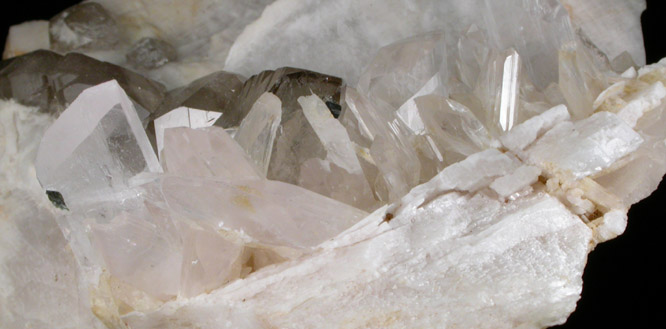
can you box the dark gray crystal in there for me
[0,50,62,111]
[46,190,68,210]
[51,53,166,115]
[155,71,244,118]
[212,67,344,185]
[214,67,343,128]
[49,2,121,52]
[0,50,166,116]
[145,70,244,152]
[126,38,178,70]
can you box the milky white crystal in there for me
[2,20,50,59]
[0,100,106,329]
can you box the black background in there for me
[1,1,664,328]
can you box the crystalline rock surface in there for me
[0,0,664,328]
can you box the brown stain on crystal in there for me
[236,185,262,196]
[232,195,255,213]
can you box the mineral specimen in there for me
[0,0,664,329]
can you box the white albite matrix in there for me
[1,1,665,329]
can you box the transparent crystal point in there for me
[477,49,522,135]
[35,80,161,209]
[234,92,282,177]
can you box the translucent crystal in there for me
[234,92,282,177]
[357,32,448,114]
[0,50,166,116]
[214,67,342,128]
[154,175,368,249]
[477,49,521,135]
[53,53,166,116]
[415,94,493,165]
[49,2,121,53]
[34,80,161,209]
[161,126,260,180]
[126,37,177,70]
[0,50,62,113]
[297,94,377,210]
[558,44,609,120]
[153,106,222,158]
[2,20,50,59]
[154,70,243,122]
[342,87,420,202]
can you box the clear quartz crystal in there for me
[234,92,282,177]
[342,87,420,202]
[153,106,222,159]
[558,43,609,120]
[479,49,521,135]
[34,80,161,209]
[415,95,492,165]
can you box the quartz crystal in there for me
[49,2,121,53]
[34,80,161,209]
[1,1,664,328]
[234,92,282,176]
[0,50,166,116]
[153,107,223,158]
[156,70,243,118]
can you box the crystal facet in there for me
[34,80,161,209]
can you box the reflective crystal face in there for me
[1,1,665,329]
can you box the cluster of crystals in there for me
[2,0,665,327]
